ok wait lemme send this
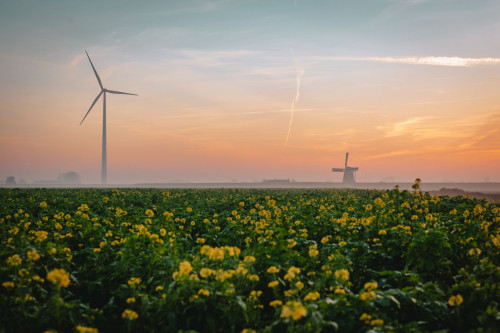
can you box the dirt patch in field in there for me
[429,188,500,203]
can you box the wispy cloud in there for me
[69,54,86,68]
[363,150,413,160]
[377,116,474,141]
[377,112,500,142]
[379,117,429,137]
[313,56,500,67]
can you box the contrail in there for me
[284,62,304,145]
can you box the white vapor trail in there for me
[284,63,304,145]
[315,56,500,67]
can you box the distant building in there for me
[6,176,17,185]
[57,172,81,185]
[262,178,295,185]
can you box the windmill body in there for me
[80,51,137,185]
[332,152,359,183]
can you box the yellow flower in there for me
[378,230,387,236]
[243,256,256,262]
[334,286,346,295]
[215,269,232,282]
[198,288,210,297]
[280,301,307,320]
[412,178,421,190]
[468,248,481,256]
[126,297,135,304]
[360,291,376,301]
[267,266,280,274]
[46,268,70,288]
[199,268,215,278]
[160,228,166,236]
[155,285,164,292]
[33,275,44,283]
[247,274,259,281]
[200,246,225,260]
[6,254,22,266]
[448,294,463,306]
[145,209,154,217]
[2,281,15,288]
[303,291,320,301]
[248,290,262,301]
[173,261,193,279]
[128,277,141,285]
[76,326,99,333]
[186,207,193,212]
[284,266,301,281]
[287,239,297,248]
[270,300,283,307]
[241,329,255,333]
[122,309,138,320]
[308,245,319,257]
[364,281,378,291]
[27,250,40,261]
[334,269,349,281]
[295,281,304,290]
[78,204,90,211]
[359,313,371,322]
[236,263,248,275]
[35,230,49,242]
[370,319,384,327]
[18,268,29,277]
[268,280,279,288]
[39,201,48,208]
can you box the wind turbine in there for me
[80,51,137,185]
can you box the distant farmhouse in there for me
[262,179,295,185]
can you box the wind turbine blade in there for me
[105,89,138,96]
[345,152,349,168]
[80,91,103,125]
[85,51,103,90]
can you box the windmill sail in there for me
[85,51,103,89]
[80,91,103,125]
[105,89,137,96]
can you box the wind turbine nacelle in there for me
[332,168,345,172]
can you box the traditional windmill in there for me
[332,152,358,183]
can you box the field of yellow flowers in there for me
[1,187,499,332]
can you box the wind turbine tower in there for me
[332,152,359,183]
[80,51,137,185]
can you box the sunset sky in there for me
[1,0,499,184]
